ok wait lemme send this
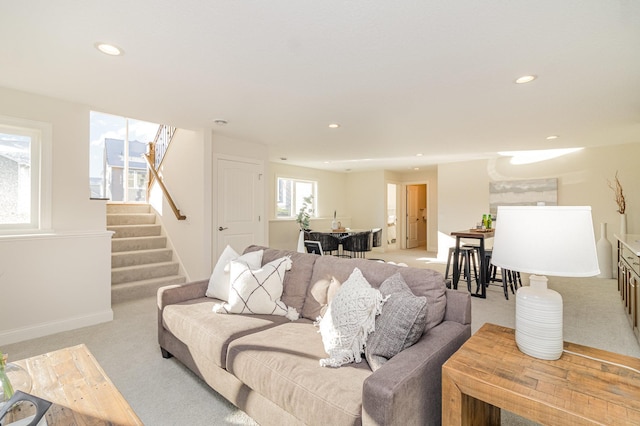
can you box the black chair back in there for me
[342,231,373,258]
[371,228,382,247]
[309,232,340,255]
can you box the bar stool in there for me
[485,249,521,300]
[445,246,478,292]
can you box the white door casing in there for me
[216,158,265,258]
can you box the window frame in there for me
[0,115,52,234]
[275,176,317,219]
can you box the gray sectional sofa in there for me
[157,246,471,425]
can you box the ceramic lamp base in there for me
[515,275,563,360]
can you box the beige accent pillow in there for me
[308,276,342,318]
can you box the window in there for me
[276,177,316,218]
[0,115,51,232]
[90,111,159,202]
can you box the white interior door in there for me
[406,185,419,249]
[216,158,264,257]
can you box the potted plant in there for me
[296,195,314,231]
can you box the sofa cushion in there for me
[206,246,264,301]
[318,267,385,368]
[162,297,289,367]
[364,272,428,371]
[306,255,446,330]
[227,320,372,426]
[213,256,299,320]
[244,246,318,314]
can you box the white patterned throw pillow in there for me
[206,246,264,301]
[213,256,299,320]
[317,267,386,368]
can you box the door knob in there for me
[218,226,228,231]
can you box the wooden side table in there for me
[12,344,142,425]
[442,323,640,425]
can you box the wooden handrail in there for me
[143,153,186,220]
[147,125,176,189]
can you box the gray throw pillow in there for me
[365,272,428,371]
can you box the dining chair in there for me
[309,232,340,256]
[367,228,384,261]
[304,240,324,255]
[371,228,382,248]
[342,231,373,258]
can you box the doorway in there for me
[406,184,427,249]
[386,183,398,250]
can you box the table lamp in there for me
[490,206,600,360]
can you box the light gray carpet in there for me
[3,248,639,425]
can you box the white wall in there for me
[0,87,112,345]
[437,143,640,274]
[346,170,386,232]
[149,128,208,282]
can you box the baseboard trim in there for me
[0,309,114,346]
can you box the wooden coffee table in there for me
[11,344,142,425]
[442,323,640,425]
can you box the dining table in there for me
[309,229,370,257]
[450,229,495,298]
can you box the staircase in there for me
[108,203,186,303]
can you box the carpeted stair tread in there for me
[108,224,162,238]
[107,204,151,214]
[107,213,157,226]
[111,275,186,304]
[111,248,173,268]
[111,236,167,252]
[111,261,180,285]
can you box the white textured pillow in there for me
[213,256,299,320]
[317,267,386,368]
[206,246,263,301]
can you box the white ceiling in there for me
[1,1,639,172]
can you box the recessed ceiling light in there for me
[413,167,420,171]
[416,153,423,157]
[213,119,228,126]
[328,123,340,129]
[546,135,559,140]
[515,75,537,84]
[95,43,123,56]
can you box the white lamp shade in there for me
[491,206,600,277]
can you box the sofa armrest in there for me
[157,279,209,310]
[362,320,471,426]
[443,289,472,325]
[157,280,209,351]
